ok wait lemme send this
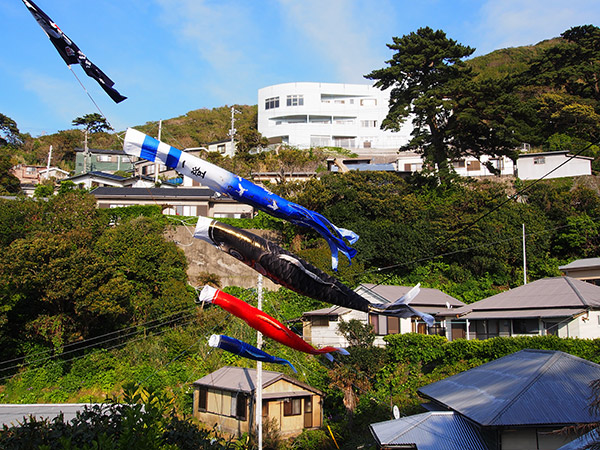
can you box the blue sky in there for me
[2,0,600,137]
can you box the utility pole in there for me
[229,107,239,157]
[523,224,527,285]
[45,145,53,180]
[83,128,89,173]
[155,120,162,183]
[255,274,263,450]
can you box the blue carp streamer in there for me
[123,128,358,269]
[209,334,296,372]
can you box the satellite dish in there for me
[393,405,400,420]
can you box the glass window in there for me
[286,95,304,106]
[513,319,539,334]
[283,398,302,416]
[265,97,280,110]
[312,316,329,327]
[360,120,377,128]
[387,316,400,334]
[533,156,546,165]
[236,394,247,421]
[198,387,207,411]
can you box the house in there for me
[192,366,322,438]
[559,257,600,286]
[207,139,235,158]
[65,171,159,190]
[516,151,592,180]
[258,82,413,150]
[302,285,465,348]
[438,277,600,341]
[74,148,135,174]
[92,187,253,218]
[370,349,600,450]
[11,164,69,185]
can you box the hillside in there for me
[6,36,570,170]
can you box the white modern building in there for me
[258,82,412,150]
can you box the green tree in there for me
[71,113,113,134]
[0,114,22,194]
[0,113,22,147]
[366,27,519,177]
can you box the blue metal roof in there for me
[418,350,600,427]
[370,411,487,450]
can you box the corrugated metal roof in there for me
[559,257,600,271]
[0,403,101,427]
[438,277,600,318]
[369,411,487,450]
[357,284,465,308]
[418,350,600,427]
[192,366,322,395]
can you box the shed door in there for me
[304,397,313,428]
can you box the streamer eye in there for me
[229,249,244,261]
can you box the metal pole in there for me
[45,145,52,180]
[256,274,263,450]
[155,120,162,183]
[523,224,527,285]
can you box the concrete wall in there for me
[164,225,281,290]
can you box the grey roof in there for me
[559,257,600,271]
[438,277,600,318]
[357,284,465,309]
[369,411,487,450]
[91,186,222,200]
[418,349,600,427]
[331,163,397,172]
[192,366,321,396]
[302,306,354,317]
[75,148,128,155]
[67,171,128,182]
[0,403,100,427]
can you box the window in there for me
[360,98,377,106]
[198,387,207,411]
[467,160,480,171]
[312,316,329,327]
[453,160,466,168]
[387,316,400,334]
[97,155,114,162]
[513,319,539,334]
[286,95,304,106]
[533,156,546,165]
[217,144,226,154]
[283,398,302,416]
[236,394,247,421]
[360,120,377,128]
[265,97,279,110]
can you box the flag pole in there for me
[256,274,263,450]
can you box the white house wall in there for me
[517,153,592,180]
[307,310,366,348]
[258,82,412,150]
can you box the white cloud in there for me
[476,0,600,54]
[22,70,90,128]
[276,0,393,83]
